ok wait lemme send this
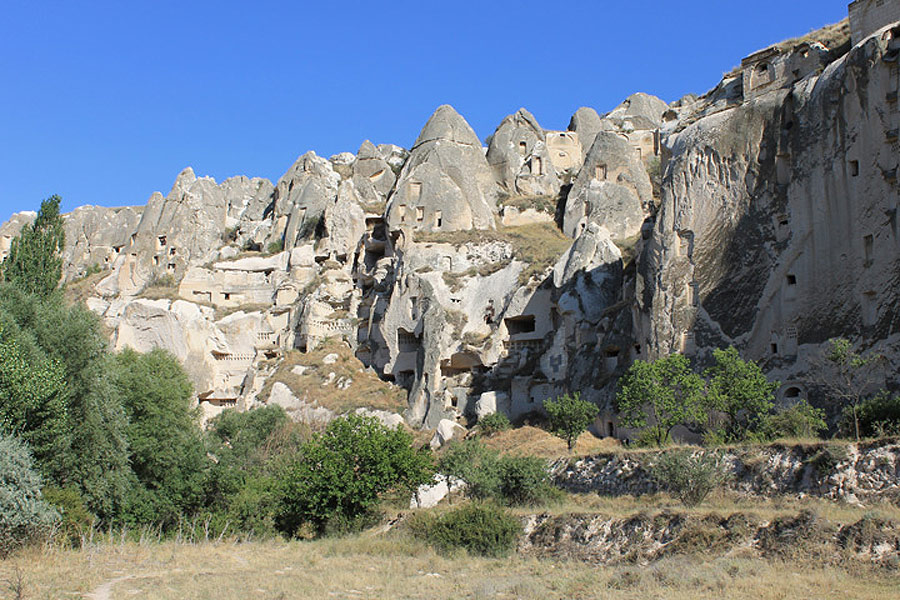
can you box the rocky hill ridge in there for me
[2,15,898,436]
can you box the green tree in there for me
[203,405,301,536]
[544,392,599,451]
[0,324,70,480]
[816,338,886,441]
[0,433,59,558]
[111,348,207,527]
[616,354,706,447]
[1,195,65,298]
[704,347,778,442]
[0,284,131,520]
[276,414,433,536]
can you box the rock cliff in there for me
[3,15,898,434]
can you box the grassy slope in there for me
[4,531,897,600]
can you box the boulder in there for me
[430,418,467,449]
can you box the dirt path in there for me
[84,575,134,600]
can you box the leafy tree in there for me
[616,354,706,447]
[815,338,886,441]
[0,324,70,479]
[276,414,433,536]
[0,433,59,558]
[704,347,778,442]
[1,195,65,298]
[544,392,599,451]
[0,285,131,519]
[111,348,207,527]
[203,405,301,536]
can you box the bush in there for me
[276,414,433,536]
[766,399,827,439]
[651,449,728,507]
[439,440,557,506]
[411,502,521,557]
[497,455,558,506]
[841,392,900,438]
[438,439,501,501]
[544,392,599,451]
[478,412,511,436]
[0,434,59,558]
[41,486,95,547]
[267,239,285,255]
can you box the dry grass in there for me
[482,426,620,460]
[63,269,108,305]
[3,529,897,600]
[521,490,900,525]
[258,338,407,415]
[725,18,851,77]
[499,194,558,215]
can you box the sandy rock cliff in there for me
[3,14,898,433]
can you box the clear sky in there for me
[0,0,850,223]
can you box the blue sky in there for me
[0,0,850,223]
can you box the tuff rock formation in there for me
[3,11,898,436]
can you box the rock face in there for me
[486,108,561,198]
[4,12,898,439]
[636,24,900,387]
[563,131,652,240]
[386,105,498,232]
[553,439,900,504]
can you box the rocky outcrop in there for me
[386,105,498,232]
[521,509,900,564]
[553,439,900,503]
[3,12,897,439]
[636,23,900,385]
[563,131,653,240]
[486,108,560,197]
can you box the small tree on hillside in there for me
[1,195,65,298]
[544,392,599,452]
[616,354,706,447]
[704,347,778,442]
[814,338,886,441]
[276,414,433,536]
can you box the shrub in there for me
[766,399,827,439]
[41,486,94,547]
[276,414,433,536]
[0,434,59,558]
[267,239,285,255]
[439,440,557,506]
[841,391,900,438]
[651,449,728,507]
[438,439,501,501]
[410,502,520,557]
[544,392,599,451]
[496,455,558,506]
[478,412,511,436]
